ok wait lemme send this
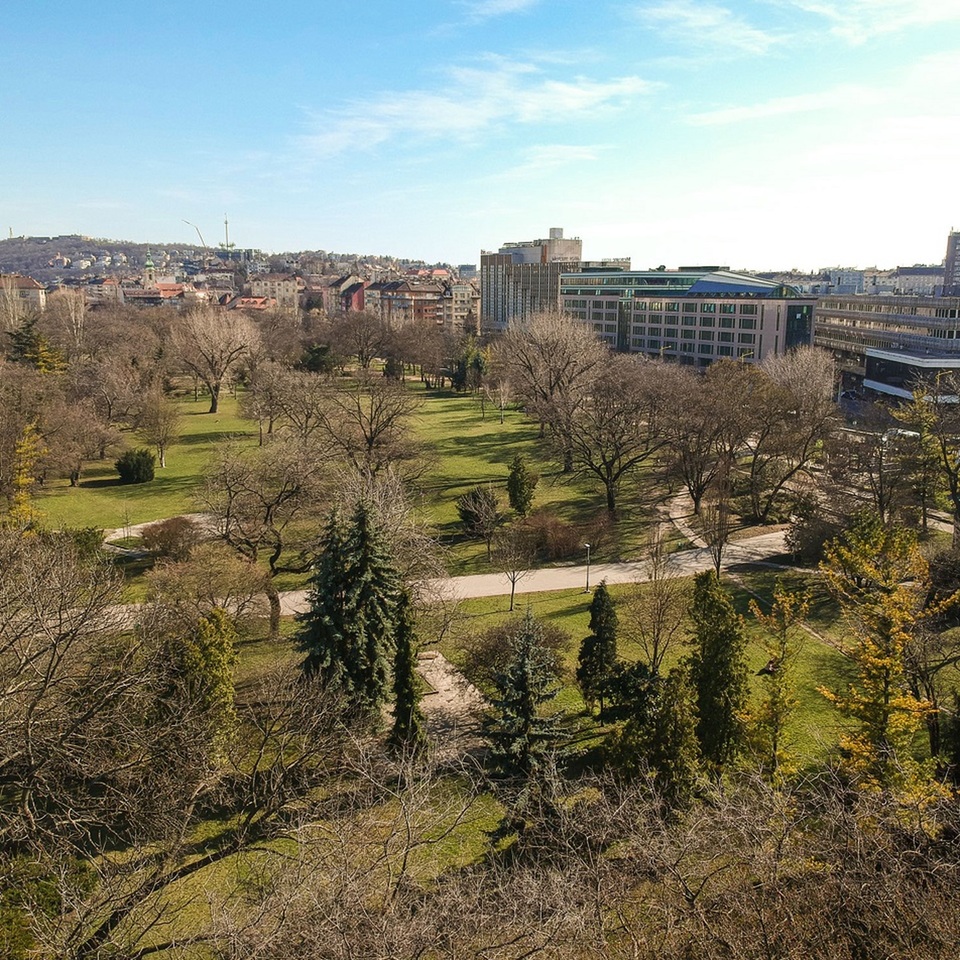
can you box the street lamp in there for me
[583,542,592,593]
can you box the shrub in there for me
[141,516,202,561]
[462,616,571,692]
[456,485,502,536]
[524,509,581,561]
[115,448,155,485]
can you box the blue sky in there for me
[3,0,960,270]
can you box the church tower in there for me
[143,250,157,288]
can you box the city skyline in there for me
[4,1,960,271]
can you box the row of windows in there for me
[631,318,757,335]
[633,340,750,359]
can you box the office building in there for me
[559,267,815,365]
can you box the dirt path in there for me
[416,651,486,763]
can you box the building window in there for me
[718,331,734,342]
[665,301,680,312]
[738,333,756,344]
[720,303,736,314]
[682,316,697,326]
[699,330,714,341]
[699,343,713,355]
[740,303,758,315]
[683,302,698,313]
[738,347,753,359]
[647,338,661,350]
[700,317,715,328]
[650,300,663,311]
[701,303,716,313]
[680,342,695,353]
[719,317,734,328]
[739,317,757,330]
[634,301,647,310]
[681,329,695,340]
[665,327,678,338]
[718,345,734,356]
[648,314,662,325]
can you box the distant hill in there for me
[0,235,455,284]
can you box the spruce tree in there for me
[688,570,748,773]
[389,589,427,756]
[576,580,618,716]
[486,610,564,778]
[298,511,353,688]
[297,503,400,713]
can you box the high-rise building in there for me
[480,227,629,331]
[943,230,960,296]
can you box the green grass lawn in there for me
[438,569,853,766]
[37,392,257,531]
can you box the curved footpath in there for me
[279,530,790,614]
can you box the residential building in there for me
[249,273,300,311]
[0,273,47,312]
[321,275,367,315]
[560,268,815,365]
[441,279,480,333]
[814,294,960,398]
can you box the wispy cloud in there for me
[687,84,882,125]
[787,0,960,44]
[298,58,654,158]
[686,49,960,125]
[631,1,782,54]
[458,0,541,22]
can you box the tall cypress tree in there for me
[297,503,400,713]
[688,570,747,773]
[389,589,427,756]
[486,610,564,779]
[576,580,618,716]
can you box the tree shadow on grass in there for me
[80,477,126,489]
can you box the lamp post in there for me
[583,542,592,593]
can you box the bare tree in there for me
[135,384,181,468]
[171,306,259,413]
[329,309,389,370]
[554,354,669,515]
[495,311,607,465]
[493,525,537,611]
[620,529,688,675]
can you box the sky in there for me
[3,0,960,271]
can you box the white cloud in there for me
[686,49,960,126]
[687,84,882,125]
[458,0,541,21]
[299,59,654,158]
[632,1,783,54]
[787,0,960,44]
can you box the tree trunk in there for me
[209,382,220,414]
[265,579,281,641]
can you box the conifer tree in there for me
[296,503,400,713]
[389,589,427,756]
[486,610,564,778]
[688,570,748,773]
[506,454,538,517]
[576,580,618,716]
[607,668,701,808]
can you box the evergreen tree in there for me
[607,668,701,808]
[389,589,427,756]
[506,454,538,517]
[486,610,564,778]
[576,580,618,716]
[688,570,748,773]
[298,511,352,687]
[296,503,400,713]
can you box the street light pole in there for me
[584,542,592,593]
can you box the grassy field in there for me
[436,569,852,766]
[37,391,258,531]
